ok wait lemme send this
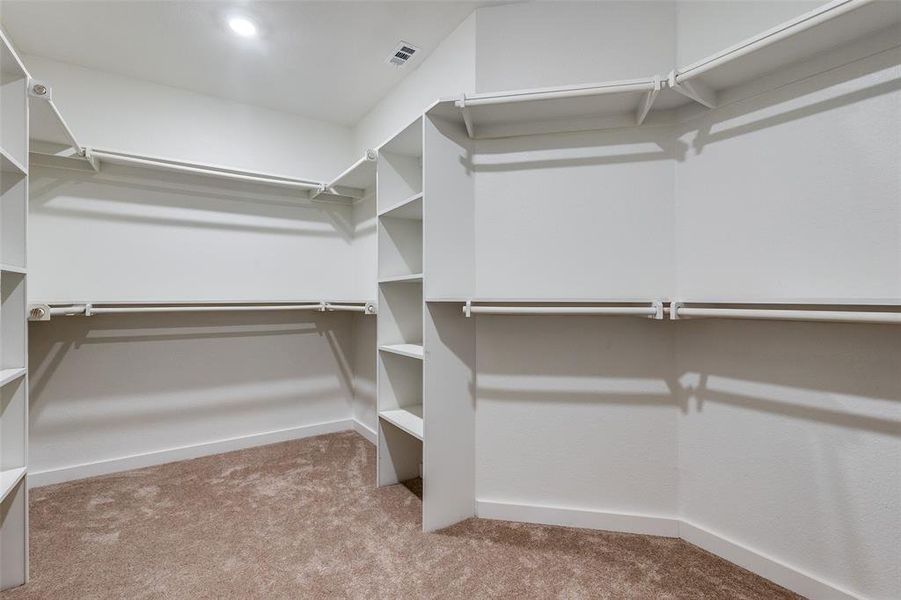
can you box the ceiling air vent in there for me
[386,41,420,67]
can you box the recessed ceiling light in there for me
[228,16,257,38]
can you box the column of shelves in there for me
[0,30,29,590]
[376,118,425,487]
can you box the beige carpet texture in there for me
[2,432,801,599]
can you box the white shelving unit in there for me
[378,343,424,360]
[376,118,425,491]
[447,76,691,138]
[0,29,30,592]
[378,405,423,440]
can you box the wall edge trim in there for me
[352,418,378,445]
[679,521,861,600]
[28,418,355,488]
[475,499,681,537]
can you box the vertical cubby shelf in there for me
[0,30,29,590]
[376,118,425,489]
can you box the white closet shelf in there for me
[0,468,27,504]
[0,264,27,275]
[378,192,423,220]
[379,405,424,440]
[379,273,423,284]
[0,368,26,388]
[319,151,377,198]
[670,0,901,108]
[378,343,424,360]
[0,147,27,176]
[433,77,689,139]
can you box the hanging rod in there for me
[454,78,660,107]
[463,301,664,319]
[85,149,325,191]
[669,303,901,324]
[29,301,376,321]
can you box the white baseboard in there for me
[352,418,377,445]
[476,499,860,600]
[29,418,355,489]
[476,499,680,537]
[679,521,860,600]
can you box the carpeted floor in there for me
[2,431,801,599]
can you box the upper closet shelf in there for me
[434,76,688,139]
[670,0,901,108]
[313,151,377,200]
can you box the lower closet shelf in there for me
[0,467,26,503]
[379,405,423,440]
[378,343,424,360]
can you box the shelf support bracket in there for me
[456,94,476,139]
[636,76,661,125]
[668,71,717,109]
[83,147,101,172]
[463,300,472,318]
[652,300,665,320]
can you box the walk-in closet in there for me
[0,1,898,598]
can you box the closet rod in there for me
[86,149,325,191]
[454,79,657,108]
[463,302,662,318]
[670,305,901,324]
[30,302,375,321]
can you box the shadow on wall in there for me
[29,163,355,241]
[680,28,901,154]
[28,311,357,438]
[673,319,901,436]
[476,317,900,434]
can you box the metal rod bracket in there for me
[670,301,682,320]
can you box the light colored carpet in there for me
[2,432,801,599]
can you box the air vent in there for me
[385,41,420,67]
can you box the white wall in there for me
[476,317,678,520]
[675,1,825,67]
[24,55,355,179]
[28,310,356,485]
[24,55,371,484]
[466,2,900,599]
[29,164,358,302]
[672,10,901,598]
[469,0,680,535]
[475,1,676,92]
[353,12,476,153]
[676,320,901,600]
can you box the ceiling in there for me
[0,1,492,126]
